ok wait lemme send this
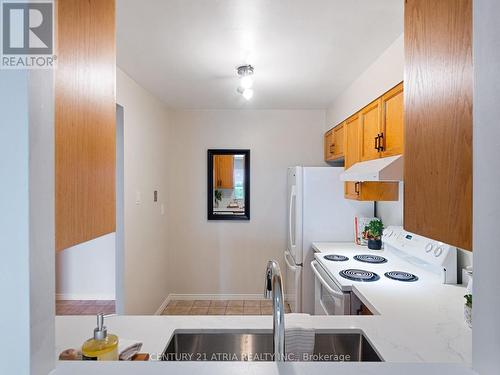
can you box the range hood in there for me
[340,155,403,182]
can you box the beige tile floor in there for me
[56,300,116,315]
[56,299,291,316]
[162,300,292,315]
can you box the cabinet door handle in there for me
[329,144,335,153]
[378,133,384,151]
[355,182,360,195]
[376,134,380,151]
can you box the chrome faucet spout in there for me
[264,260,285,361]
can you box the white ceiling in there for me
[117,0,403,109]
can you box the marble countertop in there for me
[52,361,476,375]
[53,314,475,375]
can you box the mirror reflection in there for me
[208,149,250,220]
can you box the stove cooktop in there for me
[353,254,388,264]
[323,254,349,262]
[384,271,419,282]
[339,269,380,282]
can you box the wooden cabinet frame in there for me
[380,83,404,158]
[55,0,116,251]
[404,0,472,249]
[359,99,382,162]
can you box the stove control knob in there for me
[434,246,443,257]
[425,243,434,253]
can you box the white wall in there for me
[56,234,116,300]
[377,184,404,227]
[326,34,404,129]
[117,68,172,314]
[472,0,500,372]
[167,109,325,295]
[28,70,56,375]
[0,70,31,375]
[0,70,55,374]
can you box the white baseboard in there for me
[56,293,115,301]
[168,293,265,301]
[154,293,265,315]
[154,294,173,315]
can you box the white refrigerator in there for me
[285,166,373,314]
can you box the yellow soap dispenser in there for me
[82,313,118,360]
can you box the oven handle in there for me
[310,260,346,299]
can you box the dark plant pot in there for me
[367,238,382,250]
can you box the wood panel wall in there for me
[404,0,472,250]
[55,0,116,251]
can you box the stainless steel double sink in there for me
[161,331,382,362]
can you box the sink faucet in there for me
[264,260,285,361]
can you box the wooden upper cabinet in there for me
[345,179,399,201]
[344,181,359,200]
[324,123,345,161]
[344,114,360,169]
[55,0,116,251]
[342,112,399,201]
[331,123,345,159]
[359,99,382,161]
[357,83,404,162]
[404,0,472,250]
[324,129,335,161]
[380,82,404,157]
[214,155,234,189]
[349,182,399,202]
[325,84,403,202]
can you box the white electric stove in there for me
[311,226,457,315]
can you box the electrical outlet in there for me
[135,191,141,205]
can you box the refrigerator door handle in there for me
[288,185,296,250]
[284,250,300,269]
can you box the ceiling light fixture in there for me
[240,75,253,89]
[237,65,254,100]
[242,88,254,100]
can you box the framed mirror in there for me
[207,149,250,220]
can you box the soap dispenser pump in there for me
[82,313,119,360]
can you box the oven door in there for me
[311,260,350,315]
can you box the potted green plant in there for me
[464,294,472,328]
[214,190,222,208]
[364,219,384,250]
